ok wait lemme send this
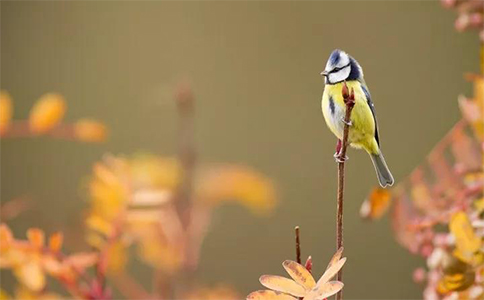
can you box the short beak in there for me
[320,70,328,76]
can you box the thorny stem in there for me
[335,82,355,300]
[295,226,301,264]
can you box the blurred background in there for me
[1,1,480,299]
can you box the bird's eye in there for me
[330,62,351,74]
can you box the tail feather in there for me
[370,152,394,188]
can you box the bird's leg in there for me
[334,139,342,156]
[334,139,348,163]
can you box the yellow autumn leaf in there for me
[282,260,316,290]
[438,271,475,292]
[326,247,344,270]
[29,93,66,133]
[14,260,45,292]
[106,241,127,273]
[317,256,346,286]
[304,281,344,300]
[86,214,114,237]
[197,165,277,214]
[0,289,9,300]
[137,236,183,273]
[249,248,345,300]
[247,290,297,300]
[0,91,13,135]
[130,154,181,190]
[259,275,306,297]
[474,198,484,214]
[474,75,483,107]
[453,249,484,266]
[14,286,62,300]
[74,119,108,142]
[449,212,481,257]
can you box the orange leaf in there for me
[48,232,63,253]
[282,261,316,290]
[0,224,13,251]
[74,119,108,143]
[360,187,391,220]
[29,93,66,133]
[0,91,13,135]
[247,290,297,300]
[259,275,307,297]
[27,228,45,249]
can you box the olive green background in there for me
[1,1,479,299]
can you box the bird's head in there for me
[321,49,363,84]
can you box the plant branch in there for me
[1,121,76,139]
[295,226,301,264]
[174,83,196,225]
[335,82,355,300]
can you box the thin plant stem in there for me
[295,226,301,264]
[175,83,196,225]
[335,82,355,300]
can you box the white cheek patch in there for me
[328,66,350,83]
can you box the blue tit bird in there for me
[321,49,394,187]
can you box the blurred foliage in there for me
[0,86,276,299]
[361,5,484,295]
[0,91,108,142]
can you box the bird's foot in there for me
[334,152,349,163]
[341,117,352,126]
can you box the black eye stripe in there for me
[330,62,350,74]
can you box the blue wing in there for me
[361,84,380,146]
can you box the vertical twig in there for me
[154,83,197,299]
[295,226,301,264]
[175,83,196,223]
[335,82,355,300]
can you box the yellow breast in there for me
[321,81,377,153]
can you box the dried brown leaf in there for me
[304,281,344,300]
[247,290,297,300]
[259,275,307,297]
[316,257,346,286]
[282,260,316,290]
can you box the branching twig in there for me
[335,82,355,300]
[295,226,301,264]
[1,121,76,139]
